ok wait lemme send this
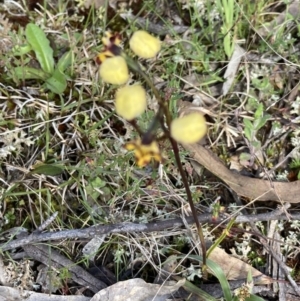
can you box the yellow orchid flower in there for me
[99,56,129,85]
[101,31,122,47]
[171,113,207,144]
[125,139,161,167]
[96,32,122,64]
[96,50,113,65]
[129,30,161,59]
[115,85,147,120]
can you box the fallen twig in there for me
[1,210,300,252]
[0,286,91,301]
[23,244,107,293]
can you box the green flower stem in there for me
[206,218,235,259]
[124,53,207,276]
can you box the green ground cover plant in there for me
[9,23,73,94]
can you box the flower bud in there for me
[129,30,161,59]
[115,85,147,120]
[171,113,207,144]
[99,56,129,85]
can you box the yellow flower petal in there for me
[102,31,121,47]
[99,56,129,85]
[96,50,113,64]
[171,113,207,144]
[124,142,136,151]
[115,85,147,120]
[124,139,161,167]
[129,30,161,59]
[137,154,152,167]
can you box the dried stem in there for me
[169,138,207,277]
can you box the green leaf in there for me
[251,140,261,150]
[179,278,218,301]
[239,152,252,161]
[243,118,254,140]
[243,118,254,130]
[14,67,48,80]
[206,258,232,301]
[254,103,264,119]
[31,164,64,176]
[246,295,266,301]
[247,269,253,287]
[25,23,54,74]
[86,177,106,200]
[244,127,252,141]
[13,44,32,56]
[253,115,271,131]
[45,69,67,94]
[57,50,74,73]
[177,255,232,301]
[91,177,106,189]
[224,33,234,57]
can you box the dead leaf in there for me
[90,278,185,301]
[181,142,300,203]
[222,44,246,96]
[82,234,107,262]
[269,66,284,90]
[209,247,271,284]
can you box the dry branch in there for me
[1,210,300,252]
[23,244,107,293]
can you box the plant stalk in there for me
[125,54,207,276]
[169,138,207,278]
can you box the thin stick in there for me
[2,211,300,252]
